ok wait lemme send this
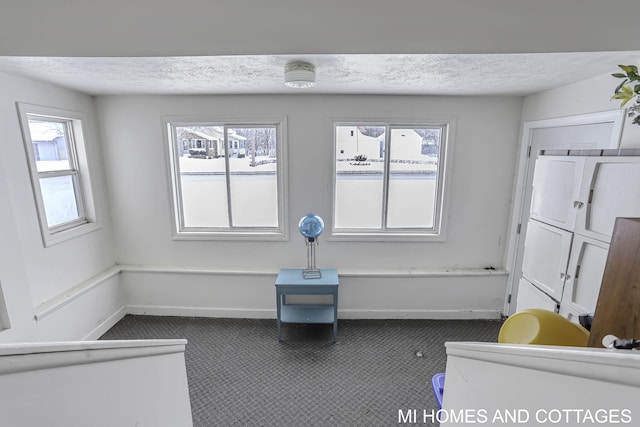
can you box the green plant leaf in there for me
[612,93,631,104]
[612,85,635,106]
[615,80,629,93]
[612,67,639,112]
[620,64,638,74]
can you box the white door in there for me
[530,156,585,232]
[561,234,609,315]
[575,157,640,243]
[515,277,558,312]
[505,111,624,315]
[521,219,573,302]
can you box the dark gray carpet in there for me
[101,316,502,426]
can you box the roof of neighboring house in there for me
[29,123,63,142]
[184,127,246,141]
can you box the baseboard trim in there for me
[83,306,128,340]
[339,309,503,320]
[124,305,502,320]
[125,305,275,319]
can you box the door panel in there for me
[521,219,573,302]
[516,277,558,312]
[530,156,585,232]
[561,235,609,315]
[576,157,640,243]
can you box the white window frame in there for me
[17,103,100,247]
[164,116,288,241]
[331,119,453,241]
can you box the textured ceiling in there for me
[0,52,639,96]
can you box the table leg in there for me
[332,291,338,343]
[276,291,282,341]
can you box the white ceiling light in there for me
[284,61,316,88]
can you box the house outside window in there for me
[18,103,100,246]
[332,122,451,240]
[165,118,287,240]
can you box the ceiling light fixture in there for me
[284,61,316,88]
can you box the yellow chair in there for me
[498,309,589,347]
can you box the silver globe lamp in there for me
[298,213,324,279]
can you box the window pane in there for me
[334,125,385,229]
[27,118,72,172]
[386,128,440,228]
[228,127,278,227]
[39,175,80,227]
[175,126,229,228]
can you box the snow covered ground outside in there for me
[38,156,439,229]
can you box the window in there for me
[333,122,450,239]
[165,119,287,239]
[18,103,99,246]
[0,280,10,332]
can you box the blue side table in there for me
[275,268,339,342]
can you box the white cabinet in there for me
[561,234,609,315]
[521,219,572,302]
[575,157,640,243]
[516,277,558,312]
[516,155,640,319]
[530,156,584,231]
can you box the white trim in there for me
[162,116,289,241]
[121,265,504,320]
[33,265,121,320]
[503,109,625,315]
[338,309,502,320]
[0,339,187,375]
[329,117,456,242]
[16,102,101,247]
[125,305,502,320]
[121,264,506,278]
[0,279,10,331]
[171,229,289,242]
[126,305,275,318]
[521,110,625,149]
[337,268,506,278]
[82,306,127,341]
[30,265,505,333]
[445,341,640,389]
[121,264,278,276]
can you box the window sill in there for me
[329,231,446,242]
[42,222,102,247]
[172,230,288,242]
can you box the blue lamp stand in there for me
[303,236,321,279]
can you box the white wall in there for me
[441,342,640,426]
[97,94,522,318]
[0,72,120,342]
[8,69,632,334]
[523,73,640,149]
[0,340,192,427]
[1,1,637,56]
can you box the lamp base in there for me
[302,269,322,279]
